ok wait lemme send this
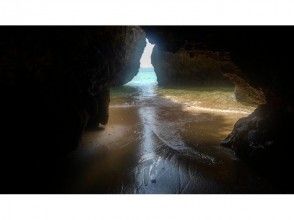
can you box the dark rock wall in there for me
[224,73,266,105]
[1,26,293,191]
[0,26,145,192]
[146,27,266,105]
[143,26,294,102]
[151,45,235,86]
[143,26,294,190]
[220,104,294,191]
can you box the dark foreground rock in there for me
[0,27,146,192]
[221,104,294,191]
[144,26,294,191]
[1,26,294,192]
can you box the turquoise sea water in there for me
[120,69,255,114]
[125,69,158,87]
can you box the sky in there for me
[140,38,155,68]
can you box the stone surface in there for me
[224,73,266,105]
[1,26,294,192]
[151,46,234,86]
[143,26,294,190]
[0,26,146,192]
[220,104,294,191]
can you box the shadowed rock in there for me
[143,26,294,190]
[0,26,294,192]
[0,26,146,192]
[151,45,234,86]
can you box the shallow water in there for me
[66,71,272,193]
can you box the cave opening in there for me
[0,27,291,194]
[91,35,262,193]
[125,38,157,87]
[75,31,262,194]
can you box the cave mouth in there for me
[110,37,257,152]
[82,37,261,193]
[125,38,157,87]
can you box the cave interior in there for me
[0,26,293,193]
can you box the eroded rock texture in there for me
[0,26,146,192]
[151,45,234,86]
[221,104,294,191]
[1,26,294,192]
[146,27,266,105]
[143,26,294,190]
[224,73,266,105]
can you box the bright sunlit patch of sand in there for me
[162,92,255,116]
[183,105,251,115]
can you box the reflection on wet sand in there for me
[65,73,273,193]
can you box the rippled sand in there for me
[64,74,273,193]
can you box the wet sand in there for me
[65,80,273,193]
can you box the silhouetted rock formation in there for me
[0,26,145,192]
[143,26,294,190]
[1,26,294,192]
[147,27,266,105]
[220,104,294,191]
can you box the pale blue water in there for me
[125,69,158,87]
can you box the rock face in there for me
[143,26,294,190]
[1,26,294,192]
[0,26,146,192]
[224,73,266,105]
[148,28,266,106]
[221,105,279,161]
[144,27,294,102]
[151,45,234,86]
[220,104,294,191]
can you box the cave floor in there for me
[65,80,273,193]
